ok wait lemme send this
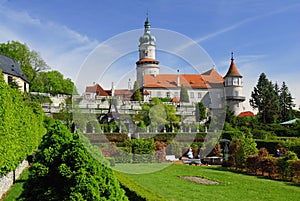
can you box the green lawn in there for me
[121,164,300,201]
[2,168,29,201]
[4,165,300,201]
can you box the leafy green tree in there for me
[0,40,49,83]
[180,84,189,103]
[21,120,128,201]
[195,102,206,122]
[149,98,167,131]
[225,104,236,125]
[30,70,77,95]
[250,73,278,123]
[279,81,295,121]
[131,81,142,101]
[229,133,258,169]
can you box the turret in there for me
[224,52,245,115]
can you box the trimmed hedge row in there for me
[0,75,46,176]
[85,132,208,144]
[255,139,300,158]
[115,171,167,201]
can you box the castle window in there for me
[227,77,232,86]
[166,92,170,98]
[157,91,161,97]
[233,78,238,85]
[174,92,179,98]
[190,92,194,98]
[198,92,202,98]
[8,76,13,84]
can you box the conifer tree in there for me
[195,102,206,122]
[250,73,278,123]
[180,84,189,103]
[279,81,295,121]
[131,81,142,101]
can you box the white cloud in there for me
[0,4,99,82]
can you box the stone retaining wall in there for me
[0,160,29,199]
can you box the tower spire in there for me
[144,11,150,32]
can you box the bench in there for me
[182,158,202,165]
[166,155,179,162]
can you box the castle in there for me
[83,17,245,116]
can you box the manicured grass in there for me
[113,162,171,174]
[122,164,300,201]
[2,168,29,201]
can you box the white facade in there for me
[2,73,29,92]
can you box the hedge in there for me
[115,171,167,201]
[255,139,300,158]
[255,140,280,156]
[0,75,46,176]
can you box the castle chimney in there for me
[177,69,180,87]
[111,82,115,97]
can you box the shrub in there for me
[288,160,300,183]
[20,120,128,200]
[166,140,182,157]
[246,155,260,174]
[154,141,166,162]
[132,139,155,163]
[276,151,298,180]
[259,157,276,177]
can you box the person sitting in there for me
[187,148,193,159]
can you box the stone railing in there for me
[0,160,29,199]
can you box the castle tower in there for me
[224,52,245,115]
[136,16,160,88]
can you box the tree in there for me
[230,135,258,169]
[0,40,49,83]
[225,104,236,125]
[131,81,142,101]
[279,81,295,121]
[195,102,206,122]
[148,98,167,131]
[30,70,77,95]
[21,121,128,200]
[180,84,189,103]
[250,73,279,123]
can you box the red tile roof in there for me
[143,90,150,95]
[171,97,180,102]
[237,111,255,117]
[144,74,209,89]
[85,84,109,96]
[136,58,159,64]
[224,58,242,78]
[201,68,224,83]
[105,89,133,100]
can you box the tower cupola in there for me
[136,15,160,87]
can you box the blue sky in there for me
[0,0,299,111]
